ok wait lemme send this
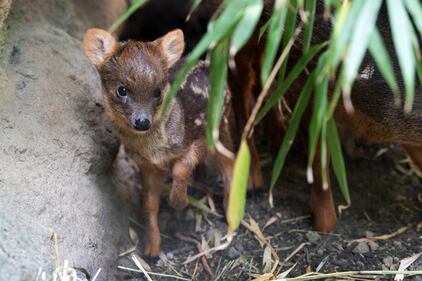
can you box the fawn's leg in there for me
[214,152,235,210]
[403,144,422,172]
[310,148,337,232]
[138,164,165,257]
[169,141,206,209]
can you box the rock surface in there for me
[0,0,130,280]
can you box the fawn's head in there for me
[83,28,184,133]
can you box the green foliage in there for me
[110,0,422,233]
[227,140,250,233]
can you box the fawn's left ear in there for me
[155,29,185,67]
[83,28,117,68]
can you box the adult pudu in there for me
[83,28,234,256]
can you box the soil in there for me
[115,138,422,281]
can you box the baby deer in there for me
[83,28,234,256]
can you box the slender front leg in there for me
[214,152,235,210]
[138,164,165,257]
[169,141,206,209]
[310,148,337,232]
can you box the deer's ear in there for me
[83,28,116,67]
[154,29,185,67]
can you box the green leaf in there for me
[278,0,299,80]
[256,42,327,123]
[260,0,288,85]
[342,0,382,88]
[405,0,422,38]
[207,39,229,148]
[387,0,416,113]
[227,140,251,233]
[162,0,245,116]
[320,114,328,190]
[327,0,365,72]
[368,28,399,96]
[258,19,271,42]
[230,0,264,57]
[327,118,350,204]
[307,57,328,183]
[270,71,315,190]
[303,0,317,54]
[186,0,203,21]
[109,0,149,32]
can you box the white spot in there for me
[191,84,208,97]
[194,118,202,126]
[360,64,375,80]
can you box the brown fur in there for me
[83,28,234,256]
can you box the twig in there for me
[274,270,422,281]
[132,254,153,281]
[175,233,215,279]
[117,266,191,281]
[347,226,408,244]
[182,236,232,265]
[241,220,280,273]
[91,268,102,281]
[243,25,303,139]
[282,242,307,264]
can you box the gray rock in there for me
[352,242,370,254]
[306,231,321,244]
[0,1,130,280]
[0,0,11,29]
[383,256,394,268]
[368,241,379,251]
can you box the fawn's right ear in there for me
[83,28,116,68]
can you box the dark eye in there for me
[117,86,128,97]
[153,89,161,98]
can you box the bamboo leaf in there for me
[207,39,229,148]
[227,140,251,233]
[327,118,350,203]
[405,0,422,38]
[320,115,328,190]
[327,0,364,72]
[261,0,288,84]
[368,28,399,96]
[307,57,328,183]
[278,0,299,80]
[186,0,203,21]
[303,0,317,54]
[109,0,149,32]
[162,1,245,116]
[256,42,327,123]
[387,0,416,113]
[270,72,315,190]
[342,0,382,88]
[230,0,264,57]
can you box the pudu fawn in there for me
[83,28,234,256]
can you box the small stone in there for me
[383,256,393,267]
[185,209,195,220]
[368,241,379,251]
[226,246,240,259]
[352,242,370,254]
[413,275,422,281]
[365,231,375,238]
[317,249,324,256]
[166,252,174,259]
[306,231,321,244]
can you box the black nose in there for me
[134,118,151,131]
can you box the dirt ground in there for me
[116,138,422,281]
